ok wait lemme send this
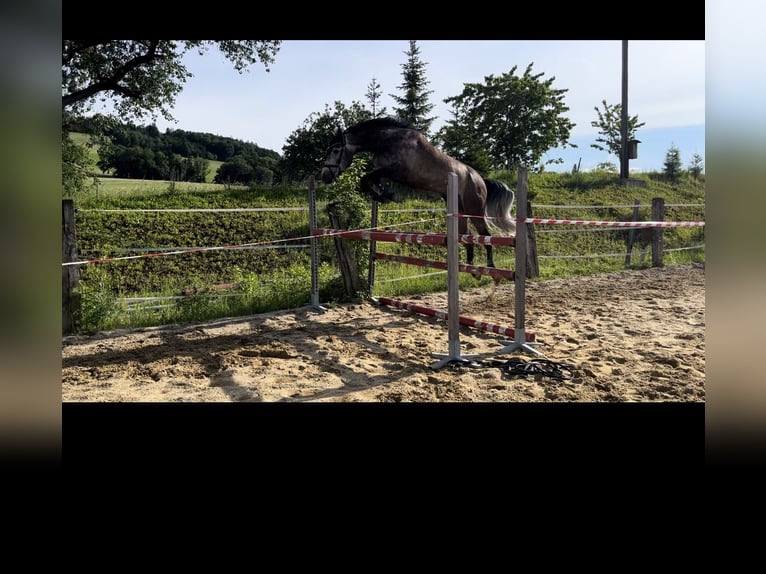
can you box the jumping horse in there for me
[320,117,516,270]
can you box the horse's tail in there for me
[483,178,516,235]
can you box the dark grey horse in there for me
[320,117,516,268]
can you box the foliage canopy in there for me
[61,40,281,195]
[279,101,372,182]
[62,40,282,129]
[589,99,646,161]
[435,63,576,172]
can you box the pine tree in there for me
[389,40,435,136]
[365,77,387,118]
[688,153,704,180]
[663,144,683,183]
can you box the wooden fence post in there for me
[326,202,360,296]
[62,199,80,334]
[651,197,665,267]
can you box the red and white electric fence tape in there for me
[513,217,704,227]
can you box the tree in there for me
[62,40,281,128]
[279,101,372,183]
[99,146,160,179]
[61,40,281,195]
[436,63,576,171]
[663,144,683,183]
[184,156,210,184]
[389,40,435,136]
[688,153,704,179]
[214,155,255,185]
[434,110,492,174]
[590,99,646,161]
[595,161,618,173]
[365,77,387,118]
[62,137,92,197]
[251,164,275,186]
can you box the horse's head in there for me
[320,128,353,184]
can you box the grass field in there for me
[88,176,243,197]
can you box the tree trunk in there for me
[62,199,80,334]
[327,202,360,296]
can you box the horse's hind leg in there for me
[484,245,494,268]
[471,217,495,268]
[462,212,493,281]
[457,205,475,266]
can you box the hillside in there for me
[71,132,225,184]
[69,118,279,185]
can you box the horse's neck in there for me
[345,128,414,153]
[343,133,368,153]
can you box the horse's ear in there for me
[330,126,344,146]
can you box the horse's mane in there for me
[344,116,417,134]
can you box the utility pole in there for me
[620,40,629,181]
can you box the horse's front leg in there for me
[465,244,474,266]
[360,171,396,203]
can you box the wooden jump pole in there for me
[430,172,479,368]
[307,176,326,312]
[368,200,379,295]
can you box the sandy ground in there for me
[62,263,705,403]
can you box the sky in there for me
[138,40,706,174]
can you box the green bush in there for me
[76,265,119,332]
